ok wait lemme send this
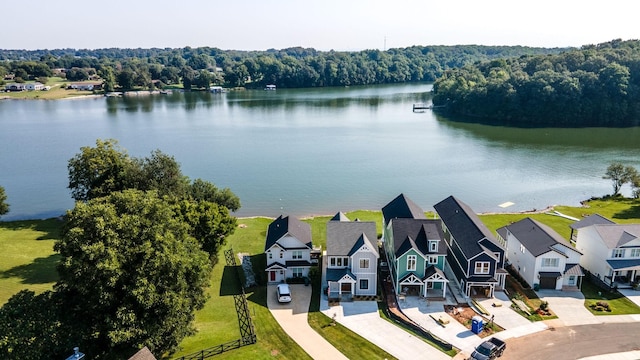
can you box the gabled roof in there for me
[423,265,448,281]
[570,213,615,230]
[391,218,445,257]
[382,193,426,225]
[128,347,157,360]
[265,215,312,251]
[326,268,357,282]
[591,224,640,249]
[433,195,503,259]
[348,233,380,258]
[326,219,377,256]
[500,217,576,257]
[330,212,351,222]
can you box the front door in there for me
[568,275,576,286]
[270,271,276,282]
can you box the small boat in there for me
[265,84,276,91]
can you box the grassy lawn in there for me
[581,278,640,315]
[0,219,61,305]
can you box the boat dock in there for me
[413,103,433,111]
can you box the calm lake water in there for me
[1,83,639,221]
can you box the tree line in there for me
[432,39,640,127]
[0,45,564,91]
[0,139,239,359]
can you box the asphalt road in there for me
[502,322,640,359]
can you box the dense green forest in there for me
[432,39,640,127]
[0,45,564,91]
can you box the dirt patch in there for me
[444,305,503,338]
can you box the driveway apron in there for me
[268,284,348,360]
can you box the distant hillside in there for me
[432,39,640,127]
[0,45,567,91]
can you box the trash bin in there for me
[304,277,310,286]
[534,283,540,291]
[471,316,484,334]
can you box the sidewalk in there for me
[579,350,640,359]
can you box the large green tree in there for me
[0,185,8,217]
[55,190,212,358]
[603,162,638,196]
[67,139,132,202]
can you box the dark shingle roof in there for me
[265,215,312,251]
[326,220,377,256]
[330,212,351,222]
[433,195,502,259]
[500,217,574,257]
[391,218,445,257]
[382,193,426,225]
[570,213,615,230]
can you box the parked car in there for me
[277,283,292,303]
[469,337,505,360]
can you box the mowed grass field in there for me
[2,197,640,357]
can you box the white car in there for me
[277,283,292,303]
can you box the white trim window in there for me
[613,249,625,258]
[542,258,559,267]
[292,250,303,260]
[407,255,417,271]
[268,251,273,259]
[360,279,369,290]
[520,244,526,253]
[428,255,438,264]
[429,240,438,252]
[475,261,490,274]
[631,249,640,258]
[360,258,370,269]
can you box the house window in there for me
[520,244,526,253]
[429,241,438,252]
[407,255,417,271]
[335,257,348,267]
[279,252,283,259]
[613,249,625,258]
[268,252,272,259]
[292,268,303,278]
[428,256,438,264]
[494,252,500,263]
[330,257,336,267]
[542,258,559,267]
[343,257,349,267]
[631,249,640,258]
[292,250,303,260]
[360,279,369,290]
[475,261,490,274]
[360,259,370,269]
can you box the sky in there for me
[3,0,640,51]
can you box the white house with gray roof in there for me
[326,212,379,300]
[574,222,640,287]
[498,217,583,290]
[569,213,615,244]
[265,215,313,283]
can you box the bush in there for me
[539,301,549,311]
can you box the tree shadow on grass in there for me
[0,218,63,241]
[612,204,640,220]
[219,265,242,297]
[0,253,61,284]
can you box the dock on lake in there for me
[413,103,433,111]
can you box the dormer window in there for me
[429,240,438,252]
[613,249,625,258]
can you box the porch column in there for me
[442,281,447,298]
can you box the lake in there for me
[1,83,639,221]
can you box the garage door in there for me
[539,276,557,289]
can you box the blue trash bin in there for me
[471,316,484,334]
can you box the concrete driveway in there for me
[618,288,640,308]
[267,284,348,360]
[536,290,600,326]
[321,299,450,360]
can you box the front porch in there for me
[605,259,640,289]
